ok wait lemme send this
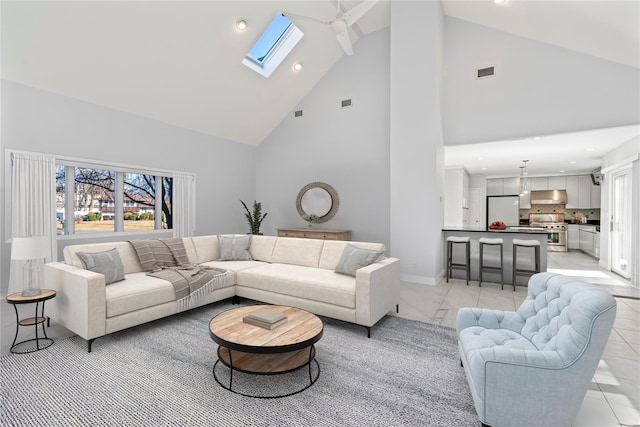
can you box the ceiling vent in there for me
[476,66,495,79]
[341,99,352,108]
[294,110,303,117]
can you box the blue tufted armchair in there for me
[457,272,617,427]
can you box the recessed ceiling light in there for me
[235,18,248,31]
[559,170,565,173]
[481,167,487,170]
[585,148,594,151]
[478,157,484,161]
[533,136,541,140]
[494,0,507,4]
[293,62,303,71]
[570,161,577,164]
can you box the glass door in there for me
[610,167,632,279]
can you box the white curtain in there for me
[172,172,195,238]
[9,151,57,294]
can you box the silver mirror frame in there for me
[296,182,339,224]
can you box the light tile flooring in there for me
[393,251,639,427]
[1,252,638,426]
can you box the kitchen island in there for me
[442,228,548,286]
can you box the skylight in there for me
[241,12,303,78]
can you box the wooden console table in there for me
[277,228,351,241]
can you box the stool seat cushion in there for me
[513,239,540,246]
[447,236,471,243]
[479,238,503,244]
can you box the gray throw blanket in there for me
[129,238,228,311]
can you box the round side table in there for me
[6,289,56,354]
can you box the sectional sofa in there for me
[45,235,400,352]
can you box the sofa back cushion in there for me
[250,235,277,262]
[63,241,143,275]
[319,240,385,270]
[188,236,220,264]
[271,237,324,268]
[517,272,616,360]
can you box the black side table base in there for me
[10,338,54,354]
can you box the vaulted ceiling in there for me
[2,1,638,152]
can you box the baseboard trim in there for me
[400,273,439,285]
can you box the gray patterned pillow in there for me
[334,244,384,277]
[218,235,253,261]
[77,248,125,285]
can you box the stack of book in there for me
[243,308,288,330]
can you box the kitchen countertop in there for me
[442,227,548,234]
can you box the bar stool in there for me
[512,239,541,291]
[446,236,471,286]
[479,237,504,288]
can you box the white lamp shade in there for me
[11,236,50,260]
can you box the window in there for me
[241,12,303,78]
[55,162,173,235]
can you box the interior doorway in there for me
[610,166,633,279]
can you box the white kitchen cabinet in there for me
[579,225,597,257]
[567,224,580,250]
[565,176,580,208]
[548,176,566,190]
[590,181,601,208]
[530,177,548,191]
[486,179,503,196]
[503,177,520,195]
[578,175,592,209]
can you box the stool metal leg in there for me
[465,241,470,286]
[446,241,452,283]
[479,243,484,287]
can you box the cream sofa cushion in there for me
[188,236,220,264]
[237,263,356,308]
[64,241,143,275]
[319,240,385,270]
[105,272,176,317]
[250,235,277,262]
[272,237,324,268]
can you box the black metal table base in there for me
[212,345,321,399]
[10,300,53,354]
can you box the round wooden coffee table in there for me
[209,305,323,398]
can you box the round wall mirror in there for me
[296,182,339,224]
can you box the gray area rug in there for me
[0,300,478,426]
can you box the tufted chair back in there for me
[516,272,616,361]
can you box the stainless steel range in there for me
[529,213,567,252]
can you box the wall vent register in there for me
[476,66,495,79]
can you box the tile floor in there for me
[1,251,638,426]
[393,251,639,427]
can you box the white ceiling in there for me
[445,125,640,178]
[2,0,638,162]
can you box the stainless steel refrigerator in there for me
[486,195,520,229]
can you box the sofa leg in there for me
[396,304,399,313]
[87,338,97,353]
[366,326,371,338]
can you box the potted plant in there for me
[240,200,268,235]
[302,213,319,228]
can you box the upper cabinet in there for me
[565,176,580,208]
[487,177,520,196]
[489,174,601,209]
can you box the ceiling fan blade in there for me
[342,0,379,26]
[283,12,328,26]
[336,30,354,56]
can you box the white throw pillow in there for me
[218,235,253,261]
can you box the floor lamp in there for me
[9,236,49,297]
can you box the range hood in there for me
[530,190,568,205]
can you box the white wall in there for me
[256,28,391,248]
[1,80,257,295]
[443,17,640,146]
[444,167,465,228]
[390,1,445,284]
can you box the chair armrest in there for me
[456,307,525,334]
[355,257,400,327]
[44,262,106,340]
